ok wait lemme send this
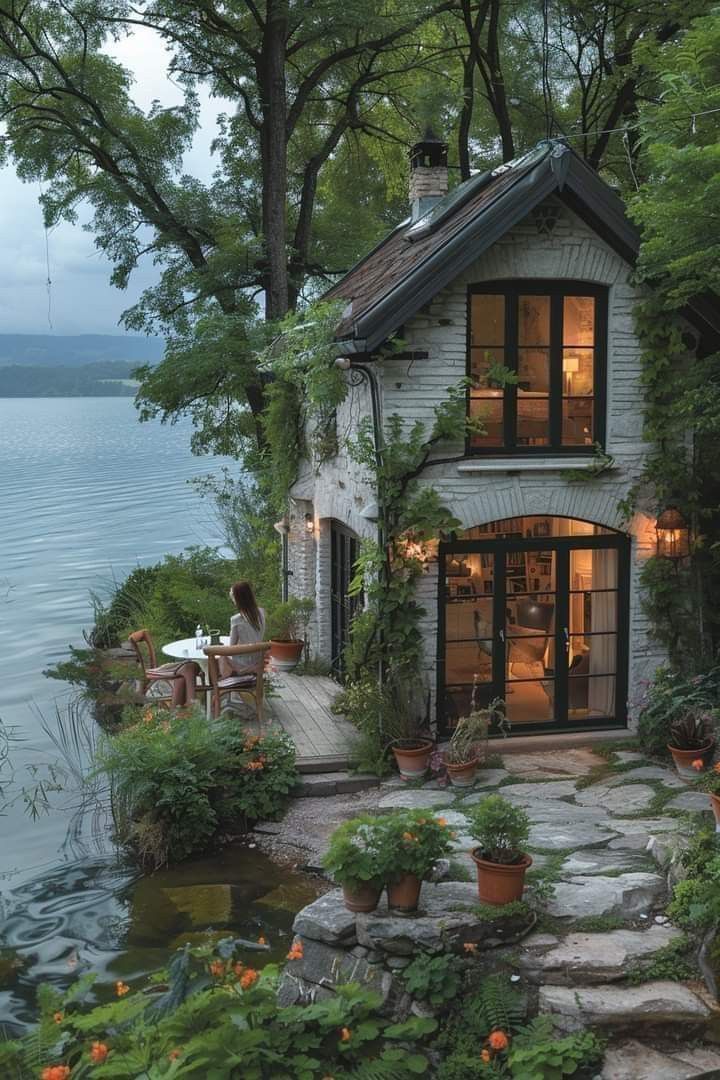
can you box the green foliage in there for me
[637,666,720,758]
[466,796,531,864]
[266,597,315,642]
[507,1015,604,1079]
[337,666,431,776]
[96,709,297,867]
[626,935,696,985]
[401,954,463,1008]
[1,945,436,1079]
[323,815,389,891]
[381,810,456,881]
[434,974,525,1078]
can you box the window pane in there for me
[518,397,549,445]
[519,348,549,392]
[471,347,505,386]
[563,397,593,444]
[564,296,595,346]
[563,349,593,395]
[519,296,550,346]
[445,641,493,684]
[471,294,505,346]
[469,395,503,446]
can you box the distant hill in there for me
[0,361,139,397]
[0,334,165,368]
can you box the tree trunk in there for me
[259,0,289,320]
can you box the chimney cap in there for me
[409,127,448,169]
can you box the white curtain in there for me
[588,549,616,716]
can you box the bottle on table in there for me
[195,624,204,649]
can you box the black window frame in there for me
[466,280,608,455]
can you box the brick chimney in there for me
[409,129,448,222]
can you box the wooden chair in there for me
[128,629,203,707]
[203,641,271,723]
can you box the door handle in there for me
[499,628,505,643]
[563,626,570,652]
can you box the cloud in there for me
[0,26,231,336]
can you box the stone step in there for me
[545,871,666,919]
[601,1038,720,1079]
[519,924,683,985]
[539,981,713,1037]
[292,772,380,797]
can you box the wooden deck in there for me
[265,673,357,771]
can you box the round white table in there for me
[162,636,230,718]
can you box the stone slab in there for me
[515,799,608,824]
[377,789,454,811]
[606,818,682,851]
[575,783,657,813]
[495,780,579,802]
[604,766,685,790]
[539,980,712,1034]
[546,872,666,919]
[520,924,682,984]
[613,752,646,764]
[602,1039,713,1079]
[666,791,711,813]
[529,820,617,851]
[470,768,509,789]
[293,889,357,946]
[560,849,649,877]
[502,748,602,777]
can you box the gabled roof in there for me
[326,141,720,352]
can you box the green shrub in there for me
[434,974,525,1076]
[95,707,297,867]
[265,596,314,641]
[382,811,456,881]
[323,815,389,891]
[466,795,530,864]
[0,944,436,1079]
[402,954,463,1008]
[637,665,720,758]
[507,1015,604,1078]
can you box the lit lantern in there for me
[655,507,690,561]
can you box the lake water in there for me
[0,398,317,1029]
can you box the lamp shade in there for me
[656,507,690,560]
[516,597,554,631]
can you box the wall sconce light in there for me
[304,512,315,534]
[656,507,690,561]
[395,532,437,566]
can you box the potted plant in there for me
[443,684,502,788]
[323,816,387,912]
[693,760,720,829]
[467,794,532,906]
[383,810,455,912]
[266,597,314,672]
[668,708,716,778]
[386,669,434,780]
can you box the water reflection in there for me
[0,844,320,1032]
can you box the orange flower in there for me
[53,1011,64,1024]
[692,758,705,771]
[402,831,417,842]
[287,940,304,961]
[142,708,154,724]
[89,1042,109,1064]
[488,1030,509,1051]
[209,960,226,978]
[481,1049,491,1064]
[437,817,448,827]
[258,934,267,945]
[245,759,265,771]
[340,1027,352,1042]
[115,981,130,997]
[714,762,720,775]
[41,1069,71,1080]
[168,1049,181,1061]
[240,968,259,990]
[463,942,478,954]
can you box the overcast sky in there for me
[0,28,224,337]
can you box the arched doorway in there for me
[438,515,630,735]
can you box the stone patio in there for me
[279,746,720,1078]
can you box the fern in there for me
[477,974,525,1033]
[340,1047,430,1078]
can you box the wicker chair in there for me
[203,641,271,723]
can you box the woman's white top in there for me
[229,608,265,674]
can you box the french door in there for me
[438,529,629,735]
[330,521,360,678]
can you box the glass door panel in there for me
[504,550,556,726]
[443,552,495,727]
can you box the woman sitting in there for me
[220,580,266,678]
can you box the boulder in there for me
[546,872,666,919]
[292,889,357,946]
[539,980,712,1034]
[519,924,683,985]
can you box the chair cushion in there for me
[147,664,184,679]
[218,675,257,690]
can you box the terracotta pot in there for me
[269,639,304,672]
[668,741,714,779]
[446,757,480,788]
[391,739,433,780]
[471,849,533,906]
[709,793,720,832]
[387,873,423,913]
[342,881,383,913]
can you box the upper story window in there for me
[467,281,607,453]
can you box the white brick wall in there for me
[289,198,666,727]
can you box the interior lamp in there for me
[655,507,690,561]
[564,354,580,394]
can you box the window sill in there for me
[456,457,597,473]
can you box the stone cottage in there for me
[282,136,720,737]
